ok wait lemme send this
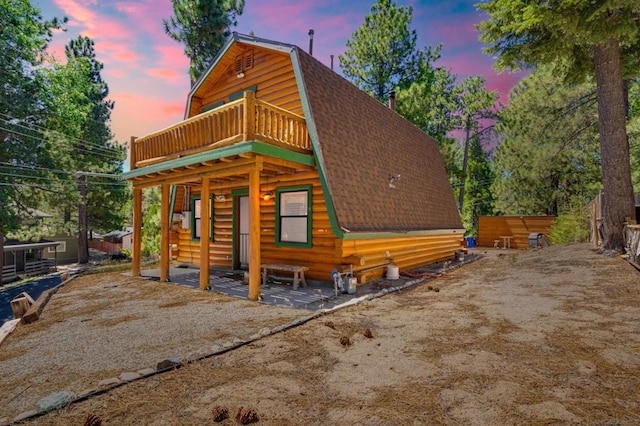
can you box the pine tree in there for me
[0,0,64,276]
[40,36,126,263]
[164,0,245,86]
[477,0,640,253]
[491,67,602,216]
[339,0,421,103]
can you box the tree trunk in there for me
[458,115,472,211]
[593,38,634,253]
[0,230,4,285]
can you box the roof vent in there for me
[389,90,396,111]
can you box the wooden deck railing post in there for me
[243,91,255,141]
[130,136,137,170]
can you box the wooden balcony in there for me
[130,91,311,170]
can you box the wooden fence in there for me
[88,240,122,253]
[477,216,555,249]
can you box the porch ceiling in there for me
[127,148,315,189]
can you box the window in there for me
[191,195,214,241]
[228,85,257,102]
[200,100,224,114]
[276,186,312,247]
[48,242,65,253]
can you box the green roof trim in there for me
[121,141,314,181]
[290,49,345,240]
[340,228,466,240]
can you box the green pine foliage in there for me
[339,0,421,102]
[39,36,128,237]
[477,0,639,251]
[549,202,591,244]
[491,66,602,216]
[395,46,462,179]
[0,0,65,255]
[462,135,495,237]
[164,0,245,85]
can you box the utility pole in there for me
[76,171,119,264]
[78,173,88,264]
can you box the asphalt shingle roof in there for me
[296,48,463,232]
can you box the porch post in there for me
[160,183,170,282]
[248,160,262,300]
[132,187,142,276]
[199,177,211,290]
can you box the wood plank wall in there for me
[477,216,555,249]
[339,233,462,283]
[170,171,462,283]
[190,50,302,118]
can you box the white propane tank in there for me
[386,264,399,280]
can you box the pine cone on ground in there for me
[83,413,102,426]
[212,406,229,422]
[236,406,259,424]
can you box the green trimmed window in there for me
[192,195,213,241]
[228,85,257,102]
[275,186,312,247]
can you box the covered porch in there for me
[2,240,59,283]
[125,91,314,300]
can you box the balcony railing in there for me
[130,91,311,170]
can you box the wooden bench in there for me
[261,264,309,290]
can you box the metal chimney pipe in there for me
[330,54,334,70]
[308,29,314,56]
[389,90,396,111]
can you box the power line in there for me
[0,124,121,161]
[0,116,120,157]
[0,112,121,155]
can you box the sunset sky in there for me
[36,0,524,147]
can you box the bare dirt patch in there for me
[2,243,640,425]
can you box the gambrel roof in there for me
[188,33,463,235]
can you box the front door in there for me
[234,195,249,270]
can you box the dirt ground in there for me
[3,243,640,425]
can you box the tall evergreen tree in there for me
[491,67,602,216]
[339,0,421,102]
[461,134,494,237]
[477,0,640,253]
[164,0,245,86]
[41,36,126,263]
[456,76,498,210]
[395,46,461,178]
[0,0,64,276]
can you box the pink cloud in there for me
[53,0,133,40]
[114,0,173,41]
[95,40,140,63]
[105,68,125,79]
[146,68,183,83]
[422,16,481,49]
[110,92,185,143]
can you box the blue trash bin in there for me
[465,237,475,248]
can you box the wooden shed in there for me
[123,34,464,299]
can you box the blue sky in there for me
[36,0,523,145]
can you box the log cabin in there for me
[123,33,464,300]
